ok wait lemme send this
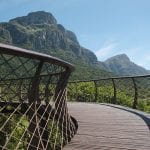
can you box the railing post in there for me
[55,67,71,110]
[75,82,78,101]
[28,61,44,103]
[44,75,52,103]
[0,86,1,100]
[132,77,138,109]
[27,61,44,150]
[94,81,98,102]
[112,78,117,104]
[18,79,23,101]
[54,67,73,145]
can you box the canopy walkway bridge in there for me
[64,103,150,150]
[0,43,150,150]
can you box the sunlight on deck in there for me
[64,102,150,150]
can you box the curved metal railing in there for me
[0,43,78,150]
[68,75,150,112]
[0,43,149,150]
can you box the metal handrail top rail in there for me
[0,43,74,71]
[69,74,150,83]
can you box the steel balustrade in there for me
[0,43,77,150]
[0,43,150,150]
[68,75,150,111]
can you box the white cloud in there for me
[95,42,118,61]
[95,41,150,70]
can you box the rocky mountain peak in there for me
[10,11,57,25]
[0,11,98,65]
[104,53,149,75]
[105,54,130,63]
[0,11,149,78]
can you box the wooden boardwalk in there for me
[64,102,150,150]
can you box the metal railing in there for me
[0,43,150,150]
[67,75,150,112]
[0,43,78,150]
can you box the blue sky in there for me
[0,0,150,69]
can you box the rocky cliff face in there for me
[0,11,111,80]
[10,11,57,25]
[0,11,98,64]
[0,11,148,78]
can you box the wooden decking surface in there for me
[64,102,150,150]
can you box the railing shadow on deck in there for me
[0,43,78,150]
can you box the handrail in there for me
[69,74,150,83]
[0,43,74,71]
[68,75,150,111]
[0,43,77,149]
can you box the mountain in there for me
[0,11,113,80]
[0,11,149,79]
[104,54,150,75]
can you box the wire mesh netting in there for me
[0,44,78,150]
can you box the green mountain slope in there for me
[104,54,150,75]
[0,11,113,80]
[1,11,149,79]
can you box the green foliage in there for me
[0,114,63,149]
[47,120,62,149]
[0,115,29,149]
[137,100,150,113]
[96,86,114,103]
[115,90,133,107]
[68,82,95,102]
[67,81,150,112]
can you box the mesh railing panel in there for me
[68,76,150,113]
[0,44,77,150]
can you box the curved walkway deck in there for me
[64,102,150,150]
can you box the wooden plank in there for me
[64,102,150,150]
